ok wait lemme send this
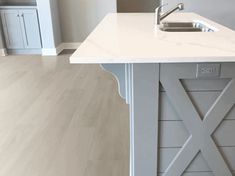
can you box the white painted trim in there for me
[56,43,64,55]
[41,44,63,56]
[42,42,81,56]
[42,48,57,56]
[7,49,41,55]
[62,42,81,49]
[0,48,7,56]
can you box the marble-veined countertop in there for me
[70,13,235,63]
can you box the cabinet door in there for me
[0,10,24,49]
[19,9,41,49]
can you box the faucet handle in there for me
[155,3,168,13]
[155,3,168,25]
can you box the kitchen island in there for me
[70,13,235,176]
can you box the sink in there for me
[159,22,215,32]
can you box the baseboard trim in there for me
[42,42,81,56]
[42,48,58,56]
[62,42,81,49]
[0,48,7,56]
[7,49,41,55]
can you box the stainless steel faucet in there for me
[155,3,184,25]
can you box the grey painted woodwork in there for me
[0,0,36,4]
[0,9,24,49]
[102,63,159,176]
[158,171,235,176]
[101,64,126,100]
[129,63,159,176]
[19,9,41,49]
[159,120,235,147]
[125,64,131,104]
[102,63,235,176]
[101,63,137,104]
[159,147,235,173]
[0,8,41,50]
[160,79,230,92]
[160,63,235,176]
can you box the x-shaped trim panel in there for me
[160,64,235,176]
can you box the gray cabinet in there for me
[158,63,235,176]
[108,63,235,176]
[0,9,24,49]
[0,8,41,50]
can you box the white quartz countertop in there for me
[70,13,235,64]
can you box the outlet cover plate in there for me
[196,64,221,78]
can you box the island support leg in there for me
[128,63,159,176]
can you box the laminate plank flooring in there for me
[0,53,129,176]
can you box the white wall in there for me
[58,0,117,42]
[163,0,235,30]
[49,0,62,46]
[57,0,159,42]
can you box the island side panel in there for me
[129,63,159,176]
[159,63,235,176]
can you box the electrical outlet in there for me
[196,64,221,78]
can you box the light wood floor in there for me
[0,52,129,176]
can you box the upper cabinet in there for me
[0,8,41,50]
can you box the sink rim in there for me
[159,20,217,32]
[161,22,196,28]
[160,26,203,32]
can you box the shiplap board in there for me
[159,63,235,176]
[158,172,235,176]
[160,92,235,121]
[159,120,235,147]
[160,79,230,92]
[158,147,235,173]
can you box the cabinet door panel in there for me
[1,10,24,49]
[19,9,41,49]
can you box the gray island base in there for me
[102,63,235,176]
[70,13,235,176]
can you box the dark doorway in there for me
[117,0,159,12]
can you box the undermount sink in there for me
[159,22,215,32]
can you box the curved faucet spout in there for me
[155,3,184,26]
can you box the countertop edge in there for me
[70,13,235,64]
[0,3,37,9]
[70,56,235,64]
